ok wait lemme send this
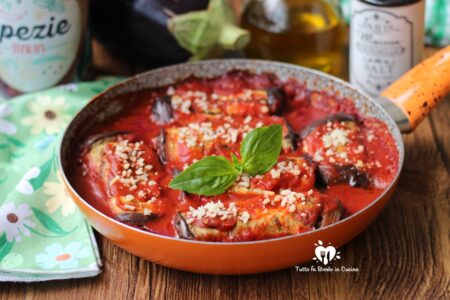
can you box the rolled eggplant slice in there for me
[174,213,195,240]
[299,113,356,139]
[175,190,344,242]
[232,157,316,193]
[165,124,209,165]
[248,189,344,231]
[164,114,288,165]
[302,119,370,188]
[317,199,345,228]
[152,129,167,164]
[284,120,299,151]
[116,212,158,226]
[107,195,163,223]
[174,200,237,241]
[151,95,174,124]
[175,208,301,242]
[212,88,285,116]
[315,165,370,188]
[83,131,131,149]
[175,213,228,241]
[167,87,285,117]
[266,87,286,115]
[82,133,165,219]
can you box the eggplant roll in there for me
[175,189,344,242]
[82,133,165,223]
[232,157,316,193]
[163,114,292,166]
[302,119,370,188]
[167,87,285,117]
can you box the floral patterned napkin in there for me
[0,78,122,282]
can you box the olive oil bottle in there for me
[242,0,347,77]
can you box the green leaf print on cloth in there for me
[0,78,122,282]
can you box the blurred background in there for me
[0,0,448,98]
[90,0,350,77]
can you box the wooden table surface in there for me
[1,46,449,300]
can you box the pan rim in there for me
[59,58,405,246]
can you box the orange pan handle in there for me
[381,45,450,133]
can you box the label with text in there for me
[350,9,413,97]
[0,0,81,92]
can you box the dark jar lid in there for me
[358,0,422,6]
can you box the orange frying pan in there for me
[59,46,450,274]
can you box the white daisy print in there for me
[44,172,76,216]
[35,242,90,270]
[21,95,71,135]
[15,167,41,195]
[59,83,78,92]
[0,103,17,135]
[0,202,36,242]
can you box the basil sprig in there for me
[240,124,283,175]
[168,156,239,196]
[169,124,282,196]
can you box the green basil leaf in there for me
[231,153,242,173]
[169,156,238,196]
[240,124,282,175]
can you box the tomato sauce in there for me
[70,71,399,240]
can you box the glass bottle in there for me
[0,0,90,98]
[241,0,347,77]
[350,0,425,98]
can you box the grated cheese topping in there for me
[236,174,251,188]
[169,88,272,116]
[322,128,349,148]
[239,211,251,224]
[186,201,238,224]
[111,140,155,193]
[167,86,175,95]
[124,204,136,211]
[171,95,191,114]
[278,189,308,213]
[312,122,368,166]
[177,121,255,148]
[313,152,324,162]
[269,160,301,179]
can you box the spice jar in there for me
[0,0,90,98]
[350,0,425,98]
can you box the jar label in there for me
[0,0,81,92]
[350,8,414,97]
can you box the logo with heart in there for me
[312,240,341,265]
